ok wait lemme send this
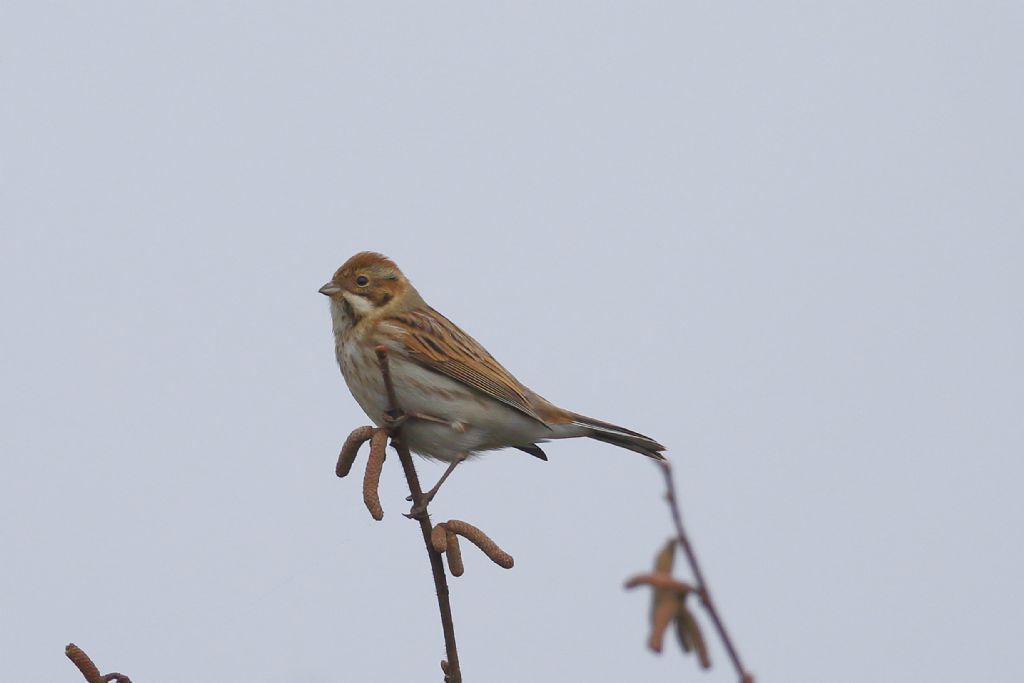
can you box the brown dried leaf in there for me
[337,425,375,478]
[624,573,696,595]
[446,529,465,577]
[648,593,679,653]
[643,539,683,652]
[654,538,676,574]
[674,604,693,653]
[677,601,711,668]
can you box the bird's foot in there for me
[404,492,435,520]
[383,410,466,435]
[402,411,467,432]
[382,410,408,430]
[403,454,467,519]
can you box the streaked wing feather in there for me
[384,308,549,426]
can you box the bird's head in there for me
[319,252,415,319]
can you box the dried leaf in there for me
[654,539,676,574]
[648,593,679,653]
[643,539,683,653]
[678,601,711,668]
[674,604,693,653]
[624,573,696,595]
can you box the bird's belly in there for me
[336,341,548,462]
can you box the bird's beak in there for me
[319,282,342,297]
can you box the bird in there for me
[320,251,665,509]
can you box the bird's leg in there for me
[424,455,466,501]
[406,453,468,517]
[381,408,408,429]
[384,410,466,433]
[407,411,456,428]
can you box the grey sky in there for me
[2,3,1022,682]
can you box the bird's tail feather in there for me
[571,413,666,460]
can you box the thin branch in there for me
[374,346,463,683]
[658,460,754,683]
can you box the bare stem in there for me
[374,346,462,683]
[658,461,753,683]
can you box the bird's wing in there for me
[381,308,550,426]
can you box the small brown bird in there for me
[320,252,665,505]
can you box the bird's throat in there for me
[330,297,360,336]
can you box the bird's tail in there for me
[570,413,666,460]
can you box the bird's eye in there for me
[356,275,369,286]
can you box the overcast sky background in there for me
[2,3,1022,682]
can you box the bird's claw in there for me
[404,502,429,520]
[404,490,437,519]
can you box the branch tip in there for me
[635,456,752,681]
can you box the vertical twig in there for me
[375,346,462,683]
[659,460,753,683]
